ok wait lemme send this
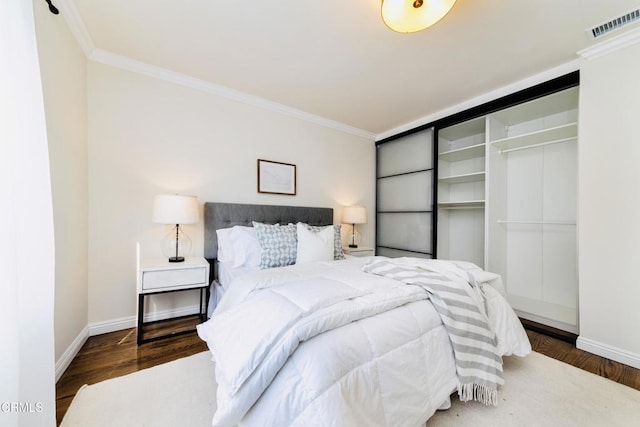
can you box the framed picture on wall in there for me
[257,159,297,195]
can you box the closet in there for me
[485,87,578,333]
[436,117,486,268]
[376,72,579,333]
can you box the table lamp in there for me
[152,194,199,262]
[343,206,366,248]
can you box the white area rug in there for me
[61,351,640,426]
[428,352,640,427]
[60,352,216,427]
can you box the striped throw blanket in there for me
[362,257,504,406]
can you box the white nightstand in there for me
[342,246,375,257]
[137,257,210,344]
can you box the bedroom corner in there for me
[33,0,90,383]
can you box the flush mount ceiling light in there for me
[382,0,457,33]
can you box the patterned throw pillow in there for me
[252,222,297,268]
[301,224,345,260]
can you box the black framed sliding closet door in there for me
[376,128,436,258]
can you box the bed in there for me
[197,202,531,427]
[202,202,335,315]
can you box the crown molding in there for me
[375,60,580,140]
[56,0,95,56]
[578,26,640,60]
[88,49,374,140]
[54,1,374,140]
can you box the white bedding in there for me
[198,257,530,426]
[207,262,260,316]
[219,262,259,291]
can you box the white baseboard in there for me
[56,305,202,380]
[55,325,89,382]
[88,315,136,336]
[577,336,640,369]
[88,305,201,336]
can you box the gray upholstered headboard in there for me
[204,202,333,261]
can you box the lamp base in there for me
[168,256,185,263]
[348,244,358,248]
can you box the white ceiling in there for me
[61,0,640,136]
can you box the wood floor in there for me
[55,321,640,425]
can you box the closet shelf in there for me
[438,143,486,162]
[491,122,577,152]
[508,295,578,329]
[438,171,485,184]
[497,220,576,225]
[438,200,485,209]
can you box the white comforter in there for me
[197,257,530,427]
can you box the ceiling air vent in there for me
[588,8,640,39]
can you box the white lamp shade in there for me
[382,0,457,33]
[343,206,367,224]
[152,194,199,225]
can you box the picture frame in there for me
[257,159,297,195]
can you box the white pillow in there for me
[230,226,262,268]
[216,227,235,263]
[300,223,345,260]
[296,222,334,264]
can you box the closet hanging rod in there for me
[497,220,576,225]
[499,136,577,155]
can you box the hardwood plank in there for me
[525,329,640,391]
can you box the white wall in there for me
[577,36,640,366]
[87,61,375,326]
[33,0,89,367]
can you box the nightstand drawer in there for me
[342,246,374,257]
[347,250,374,257]
[141,267,207,291]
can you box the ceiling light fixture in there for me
[381,0,457,33]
